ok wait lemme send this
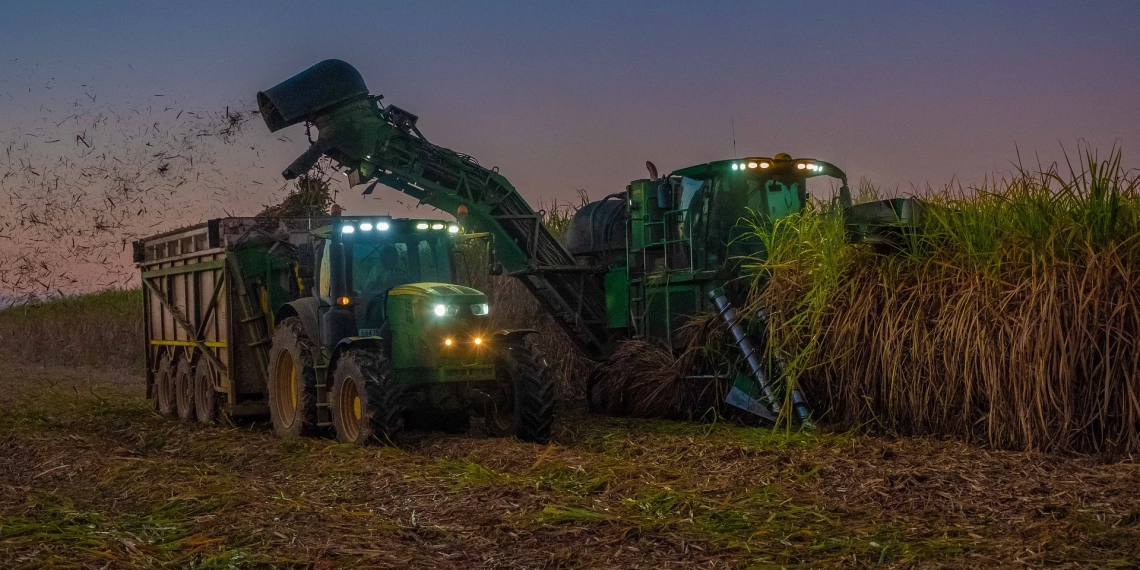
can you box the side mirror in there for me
[486,234,503,276]
[656,182,674,210]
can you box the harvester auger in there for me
[258,59,854,424]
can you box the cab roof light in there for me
[447,225,460,234]
[341,225,355,234]
[431,223,445,230]
[359,222,373,231]
[377,221,391,231]
[416,222,429,230]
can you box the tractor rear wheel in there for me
[154,352,176,416]
[330,348,403,444]
[174,357,195,421]
[192,362,219,424]
[487,336,554,443]
[267,317,320,438]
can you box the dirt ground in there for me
[1,363,1139,569]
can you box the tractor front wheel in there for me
[487,336,554,444]
[267,317,320,438]
[330,348,403,444]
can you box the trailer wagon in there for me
[134,217,317,422]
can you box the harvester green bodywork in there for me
[258,60,862,423]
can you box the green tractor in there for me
[268,216,554,444]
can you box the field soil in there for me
[2,362,1139,569]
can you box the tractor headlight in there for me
[433,304,459,317]
[471,303,490,316]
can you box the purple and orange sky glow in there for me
[1,0,1138,296]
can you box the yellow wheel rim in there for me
[353,396,362,421]
[273,350,298,427]
[290,366,298,410]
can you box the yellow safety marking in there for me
[149,337,224,346]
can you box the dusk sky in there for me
[6,1,1139,195]
[2,1,1139,293]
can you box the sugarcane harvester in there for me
[259,60,852,424]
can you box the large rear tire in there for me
[487,336,554,444]
[154,352,176,416]
[267,317,320,438]
[192,362,220,424]
[330,348,403,445]
[174,357,195,421]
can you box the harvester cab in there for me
[565,155,849,423]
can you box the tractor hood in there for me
[387,282,489,318]
[389,282,484,302]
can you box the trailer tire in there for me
[267,317,320,438]
[154,352,177,416]
[330,348,403,445]
[488,337,554,444]
[193,362,219,424]
[174,357,196,421]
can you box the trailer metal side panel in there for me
[137,216,327,415]
[138,223,233,406]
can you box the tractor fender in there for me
[276,297,322,362]
[328,336,387,377]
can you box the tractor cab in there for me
[310,216,493,379]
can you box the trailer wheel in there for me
[174,356,196,421]
[331,348,403,444]
[192,362,219,424]
[154,352,177,416]
[487,337,554,444]
[267,317,320,438]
